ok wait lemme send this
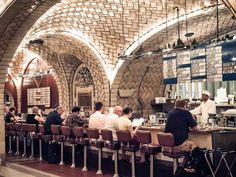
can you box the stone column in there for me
[0,72,6,165]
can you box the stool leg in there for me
[30,138,34,158]
[82,146,88,171]
[15,136,19,155]
[96,148,103,175]
[8,135,12,154]
[39,139,42,161]
[113,150,119,177]
[71,144,75,168]
[22,137,27,157]
[173,158,178,175]
[150,154,154,177]
[59,142,64,165]
[131,152,136,177]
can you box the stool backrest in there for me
[21,123,28,132]
[60,126,71,136]
[101,129,113,141]
[136,130,151,144]
[51,125,60,135]
[8,123,15,131]
[15,123,22,131]
[87,128,100,139]
[116,130,131,143]
[38,125,44,134]
[27,124,37,132]
[73,127,84,137]
[157,132,174,147]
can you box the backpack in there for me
[175,147,212,177]
[47,143,60,164]
[191,147,212,177]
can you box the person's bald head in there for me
[113,106,123,116]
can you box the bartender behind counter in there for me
[190,90,216,125]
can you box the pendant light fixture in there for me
[184,0,195,49]
[173,6,185,49]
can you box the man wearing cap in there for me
[190,90,216,125]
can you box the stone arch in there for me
[0,0,59,161]
[31,33,110,107]
[27,45,70,113]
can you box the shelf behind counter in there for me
[140,125,236,151]
[151,99,236,114]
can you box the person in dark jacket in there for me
[44,106,64,135]
[5,107,17,123]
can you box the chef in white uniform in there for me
[190,90,216,125]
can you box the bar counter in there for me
[140,125,236,151]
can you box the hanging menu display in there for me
[27,87,51,107]
[176,51,191,83]
[190,48,206,81]
[162,39,236,84]
[206,46,222,81]
[222,40,236,81]
[163,53,177,84]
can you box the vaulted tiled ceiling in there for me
[21,0,232,67]
[1,0,236,78]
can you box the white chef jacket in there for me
[190,99,216,124]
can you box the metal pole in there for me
[216,0,219,42]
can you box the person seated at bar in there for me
[5,107,17,123]
[104,105,123,140]
[26,106,45,125]
[117,107,141,144]
[190,90,216,125]
[165,99,198,151]
[64,106,85,128]
[44,105,65,135]
[89,101,108,130]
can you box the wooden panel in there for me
[21,74,58,113]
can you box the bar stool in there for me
[87,128,104,175]
[21,124,28,157]
[14,123,22,155]
[7,123,16,154]
[38,125,45,160]
[51,125,63,165]
[136,130,161,177]
[60,126,76,168]
[5,123,9,152]
[73,126,89,171]
[101,129,120,177]
[27,124,37,159]
[116,130,140,177]
[157,132,186,174]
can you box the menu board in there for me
[163,53,177,84]
[27,87,51,107]
[206,46,222,81]
[222,40,236,81]
[190,48,206,81]
[162,40,236,84]
[177,51,191,83]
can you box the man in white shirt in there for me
[89,102,108,130]
[104,106,123,140]
[190,90,216,125]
